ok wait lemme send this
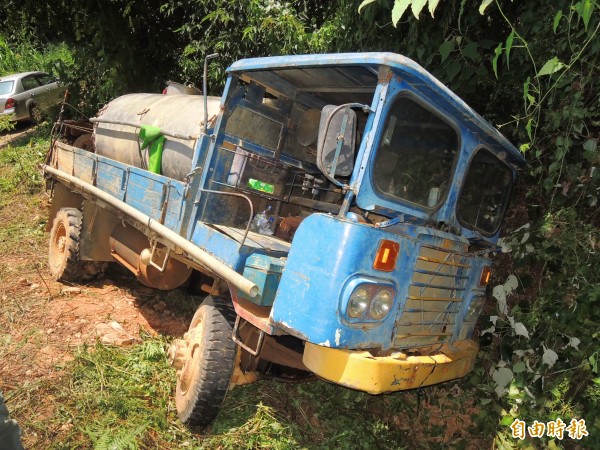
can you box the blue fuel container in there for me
[239,254,285,306]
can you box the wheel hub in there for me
[56,235,66,253]
[170,320,204,395]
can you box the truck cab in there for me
[45,53,524,426]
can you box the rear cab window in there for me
[456,148,513,235]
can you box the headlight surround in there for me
[347,288,369,318]
[344,281,396,323]
[464,297,485,322]
[370,290,393,320]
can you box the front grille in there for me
[394,239,471,348]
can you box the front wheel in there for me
[173,296,237,426]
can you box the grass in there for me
[18,336,484,449]
[0,125,496,449]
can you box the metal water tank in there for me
[94,93,221,180]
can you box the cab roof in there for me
[228,52,525,167]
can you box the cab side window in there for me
[456,149,513,234]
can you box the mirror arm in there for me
[329,111,349,179]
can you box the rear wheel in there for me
[48,207,85,281]
[29,103,43,124]
[172,296,237,426]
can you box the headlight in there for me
[370,290,393,320]
[347,288,369,318]
[464,297,485,322]
[345,282,396,322]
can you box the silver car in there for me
[0,71,64,122]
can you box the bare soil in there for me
[1,256,196,384]
[0,130,196,447]
[0,122,38,149]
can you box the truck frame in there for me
[43,52,525,426]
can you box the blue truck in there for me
[44,52,525,426]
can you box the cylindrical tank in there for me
[94,93,221,180]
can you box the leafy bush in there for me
[0,115,15,133]
[357,0,599,446]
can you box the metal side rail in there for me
[43,164,259,298]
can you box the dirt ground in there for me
[0,122,37,149]
[0,128,197,447]
[1,266,192,387]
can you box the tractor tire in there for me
[48,207,85,282]
[175,296,238,426]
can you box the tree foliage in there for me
[356,0,599,446]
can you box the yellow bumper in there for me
[302,340,478,393]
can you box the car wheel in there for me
[173,296,238,426]
[29,104,43,124]
[48,207,85,281]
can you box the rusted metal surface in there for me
[110,222,192,290]
[43,164,259,297]
[394,239,471,348]
[230,292,283,335]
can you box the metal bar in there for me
[89,117,198,141]
[413,268,468,279]
[43,164,258,298]
[296,86,375,93]
[194,188,254,248]
[396,332,454,337]
[417,255,470,268]
[203,53,219,135]
[410,281,466,291]
[231,316,265,357]
[407,296,463,302]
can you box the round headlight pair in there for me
[347,286,394,321]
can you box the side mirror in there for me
[317,105,357,180]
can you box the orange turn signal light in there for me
[373,240,400,272]
[479,266,491,286]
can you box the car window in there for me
[36,74,55,85]
[0,81,14,95]
[21,76,41,91]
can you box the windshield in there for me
[372,96,458,208]
[457,149,513,235]
[0,81,14,95]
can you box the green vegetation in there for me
[0,125,50,254]
[0,115,15,133]
[0,0,598,448]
